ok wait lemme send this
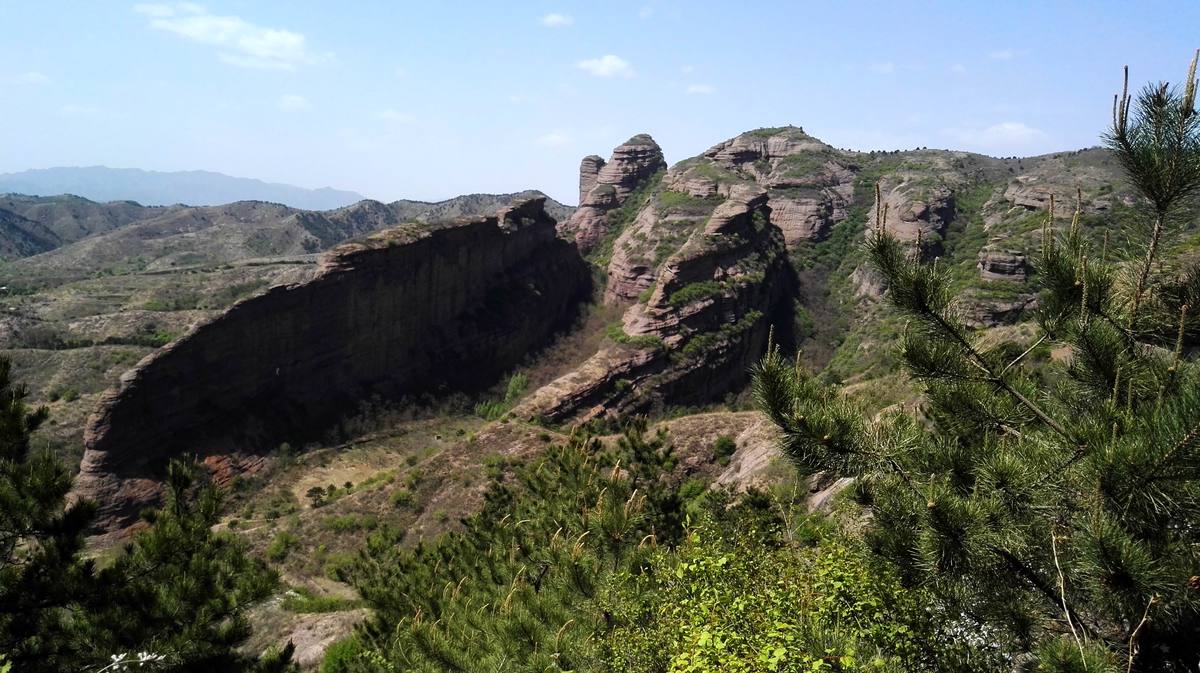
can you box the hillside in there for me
[0,166,366,210]
[10,125,1182,669]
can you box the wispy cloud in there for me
[989,49,1015,61]
[536,130,571,147]
[949,63,967,74]
[12,71,51,85]
[686,83,716,95]
[134,3,326,70]
[540,13,573,27]
[638,6,654,19]
[577,54,634,78]
[680,64,695,74]
[277,93,310,111]
[869,61,896,74]
[377,108,415,123]
[394,65,407,78]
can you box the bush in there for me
[712,435,737,459]
[389,488,413,508]
[266,531,299,561]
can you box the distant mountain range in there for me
[0,166,367,210]
[0,190,574,266]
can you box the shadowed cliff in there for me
[75,198,590,534]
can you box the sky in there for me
[1,1,1197,205]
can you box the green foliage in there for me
[605,321,665,350]
[474,372,531,420]
[673,310,763,364]
[1,356,293,671]
[656,190,723,215]
[321,514,377,533]
[666,280,725,306]
[267,531,299,561]
[608,521,981,672]
[755,57,1200,673]
[333,421,686,672]
[94,461,287,671]
[712,435,737,466]
[283,587,362,614]
[588,169,664,267]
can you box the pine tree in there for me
[93,461,294,673]
[0,356,293,672]
[754,54,1200,672]
[0,357,99,669]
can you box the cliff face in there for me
[76,198,590,534]
[559,134,666,254]
[518,185,790,423]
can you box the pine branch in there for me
[991,546,1102,642]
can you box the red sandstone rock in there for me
[559,134,666,254]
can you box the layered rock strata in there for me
[559,134,666,254]
[77,198,590,534]
[519,186,789,422]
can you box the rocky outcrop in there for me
[963,293,1038,328]
[768,195,836,246]
[869,182,956,258]
[559,135,666,254]
[578,155,606,205]
[978,247,1029,282]
[662,127,854,250]
[76,198,590,535]
[520,186,789,422]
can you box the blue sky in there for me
[2,1,1197,204]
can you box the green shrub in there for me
[266,530,299,562]
[320,635,366,673]
[389,488,413,508]
[283,587,362,614]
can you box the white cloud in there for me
[950,63,967,74]
[394,65,407,78]
[577,54,634,78]
[134,3,324,70]
[638,6,654,19]
[377,108,415,123]
[680,64,695,74]
[869,61,896,74]
[13,71,51,85]
[945,121,1048,154]
[686,83,716,95]
[989,49,1014,60]
[277,94,310,110]
[540,13,573,27]
[536,130,571,147]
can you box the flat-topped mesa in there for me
[559,134,666,254]
[76,197,590,536]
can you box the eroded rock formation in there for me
[519,185,789,422]
[559,134,666,254]
[978,247,1029,282]
[76,198,590,534]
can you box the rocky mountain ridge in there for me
[0,191,574,267]
[14,124,1147,538]
[75,198,589,535]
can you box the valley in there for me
[6,121,1198,671]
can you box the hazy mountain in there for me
[0,166,366,210]
[2,191,574,268]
